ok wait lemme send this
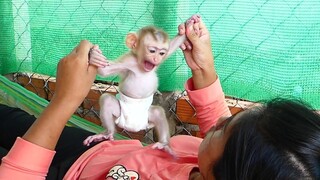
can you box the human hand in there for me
[179,15,214,71]
[179,15,217,89]
[53,40,97,106]
[89,45,109,67]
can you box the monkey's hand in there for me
[83,132,114,146]
[89,45,109,68]
[152,142,177,158]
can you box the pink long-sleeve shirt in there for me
[0,78,231,179]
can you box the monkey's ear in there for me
[126,33,138,49]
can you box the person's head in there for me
[198,98,320,180]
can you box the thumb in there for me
[185,20,200,46]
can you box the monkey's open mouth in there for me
[144,61,155,71]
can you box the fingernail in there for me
[186,19,193,25]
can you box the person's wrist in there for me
[50,94,82,113]
[191,60,215,77]
[191,63,217,89]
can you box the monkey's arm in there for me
[166,34,186,58]
[89,47,136,77]
[96,56,136,77]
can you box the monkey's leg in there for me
[148,105,176,156]
[83,93,120,146]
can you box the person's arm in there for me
[24,40,96,150]
[185,77,231,137]
[0,40,97,178]
[179,15,231,137]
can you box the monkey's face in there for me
[138,34,169,72]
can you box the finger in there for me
[91,50,107,61]
[182,50,192,63]
[90,59,108,67]
[198,18,208,33]
[76,40,94,59]
[90,56,108,65]
[96,48,102,54]
[89,48,98,62]
[191,14,201,23]
[179,44,186,50]
[164,146,177,158]
[178,23,186,35]
[182,50,200,69]
[84,137,94,146]
[89,61,104,67]
[185,20,200,46]
[193,22,200,36]
[92,45,103,54]
[183,39,192,50]
[90,49,107,59]
[92,45,100,50]
[180,41,193,51]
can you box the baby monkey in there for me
[83,15,200,155]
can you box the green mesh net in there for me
[0,0,319,109]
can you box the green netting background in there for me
[0,0,319,109]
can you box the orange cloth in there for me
[0,137,55,179]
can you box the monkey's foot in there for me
[152,142,177,158]
[83,133,114,146]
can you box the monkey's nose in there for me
[152,57,158,63]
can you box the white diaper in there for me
[115,91,153,132]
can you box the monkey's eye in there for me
[159,52,166,56]
[148,48,156,53]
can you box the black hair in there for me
[213,98,320,180]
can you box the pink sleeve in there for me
[185,78,231,137]
[0,137,55,179]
